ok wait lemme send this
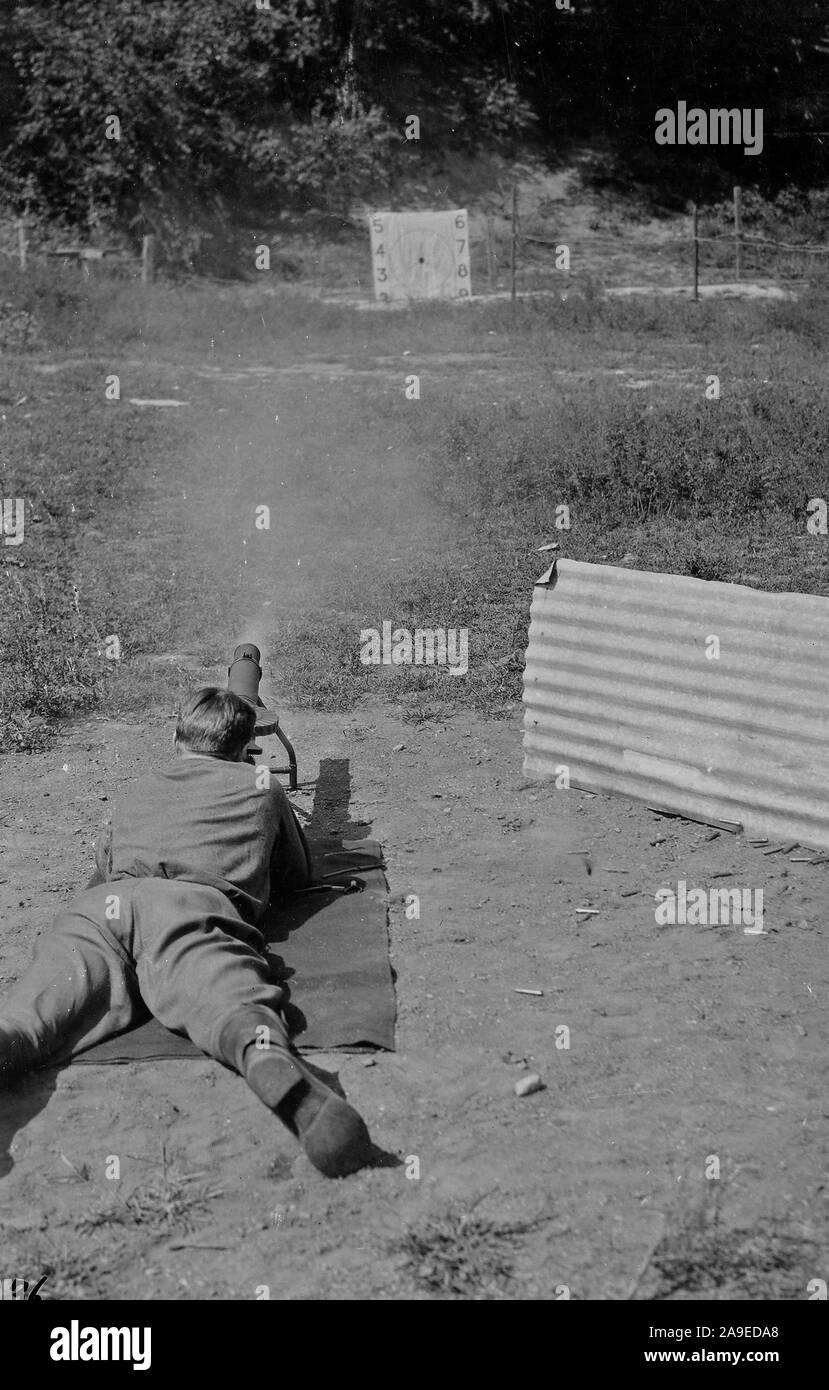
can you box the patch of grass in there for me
[0,256,773,364]
[0,260,353,360]
[391,1204,542,1300]
[268,547,528,719]
[1,566,113,733]
[640,1205,821,1300]
[39,1244,113,1301]
[77,1168,223,1237]
[0,1230,116,1300]
[437,383,829,530]
[426,364,829,706]
[0,363,215,749]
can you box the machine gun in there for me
[226,643,297,790]
[227,645,381,895]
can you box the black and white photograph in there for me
[0,0,827,1350]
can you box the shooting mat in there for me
[67,838,395,1063]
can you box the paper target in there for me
[369,210,471,302]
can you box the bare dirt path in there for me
[2,348,828,1300]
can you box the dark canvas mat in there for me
[71,838,395,1063]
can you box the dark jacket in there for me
[95,757,311,928]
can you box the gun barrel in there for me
[226,644,297,788]
[227,644,262,706]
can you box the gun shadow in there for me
[303,756,372,843]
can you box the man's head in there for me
[174,687,256,762]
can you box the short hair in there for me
[174,687,256,760]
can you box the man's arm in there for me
[268,785,312,895]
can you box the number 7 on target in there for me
[454,212,470,296]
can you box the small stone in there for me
[514,1073,545,1097]
[392,743,406,752]
[362,1056,377,1066]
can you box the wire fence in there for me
[687,187,829,298]
[4,188,826,304]
[2,217,156,283]
[506,183,828,301]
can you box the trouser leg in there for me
[0,903,145,1080]
[119,876,374,1177]
[127,879,306,1106]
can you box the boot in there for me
[218,1012,373,1179]
[246,1047,373,1179]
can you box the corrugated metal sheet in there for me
[523,558,829,850]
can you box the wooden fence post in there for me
[733,186,742,282]
[510,184,518,303]
[141,234,156,285]
[486,215,495,291]
[692,203,699,301]
[16,220,27,271]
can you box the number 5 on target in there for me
[370,213,390,302]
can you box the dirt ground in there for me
[1,344,827,1301]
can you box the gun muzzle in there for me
[227,643,263,707]
[227,643,276,735]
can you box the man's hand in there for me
[93,822,113,880]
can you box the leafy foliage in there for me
[0,1,347,259]
[0,2,827,261]
[0,0,536,261]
